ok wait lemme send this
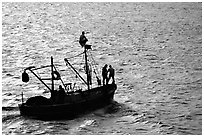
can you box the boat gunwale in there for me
[19,84,117,108]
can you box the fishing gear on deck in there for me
[21,58,66,92]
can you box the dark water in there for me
[2,2,202,135]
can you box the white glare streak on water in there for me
[2,2,202,135]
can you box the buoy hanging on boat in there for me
[53,71,61,80]
[22,71,29,82]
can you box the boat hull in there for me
[19,84,116,119]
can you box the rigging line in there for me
[88,51,97,66]
[31,65,50,70]
[30,64,61,71]
[88,60,99,81]
[35,69,41,79]
[64,60,87,84]
[88,51,100,76]
[87,52,96,70]
[66,52,84,60]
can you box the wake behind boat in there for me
[19,42,117,120]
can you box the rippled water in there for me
[2,2,202,135]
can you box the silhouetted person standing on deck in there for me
[79,31,88,47]
[107,65,115,84]
[102,64,108,85]
[58,85,66,104]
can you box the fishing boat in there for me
[19,44,117,119]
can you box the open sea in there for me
[2,2,202,135]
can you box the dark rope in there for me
[65,52,84,60]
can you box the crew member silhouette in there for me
[102,64,108,85]
[107,65,115,84]
[58,85,66,104]
[79,31,88,47]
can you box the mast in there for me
[51,56,54,92]
[84,46,90,90]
